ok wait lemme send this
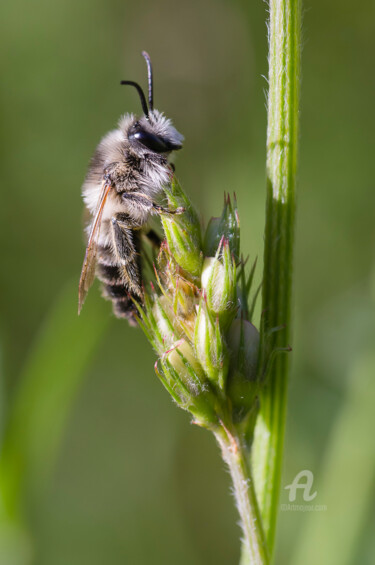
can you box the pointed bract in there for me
[203,193,240,261]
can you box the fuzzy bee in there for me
[78,51,184,325]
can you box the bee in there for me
[78,51,184,325]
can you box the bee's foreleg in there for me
[152,203,185,215]
[121,192,185,215]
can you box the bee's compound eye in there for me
[129,129,170,153]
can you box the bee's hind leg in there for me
[111,216,138,263]
[110,214,142,297]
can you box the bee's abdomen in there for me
[96,245,140,325]
[97,263,121,285]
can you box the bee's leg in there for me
[121,192,185,215]
[110,215,142,296]
[111,217,138,263]
[152,203,185,215]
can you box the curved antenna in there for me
[141,51,154,110]
[120,80,149,117]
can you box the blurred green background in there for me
[1,0,375,564]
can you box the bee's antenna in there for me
[141,51,154,111]
[120,80,149,117]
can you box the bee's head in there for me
[121,51,183,155]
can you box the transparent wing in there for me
[78,181,112,314]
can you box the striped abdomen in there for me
[96,234,142,325]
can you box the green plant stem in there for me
[215,425,269,565]
[252,0,301,557]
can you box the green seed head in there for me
[136,180,263,431]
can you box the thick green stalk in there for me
[252,0,301,557]
[215,426,269,565]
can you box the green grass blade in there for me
[290,348,375,565]
[0,280,110,520]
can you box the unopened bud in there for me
[201,239,236,325]
[152,295,179,350]
[194,298,228,390]
[226,319,260,412]
[160,339,219,427]
[166,340,205,393]
[161,177,203,277]
[156,246,198,340]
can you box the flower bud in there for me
[156,246,198,340]
[201,239,237,325]
[194,298,228,390]
[203,193,240,261]
[161,177,203,277]
[159,339,219,428]
[135,290,166,355]
[226,319,260,413]
[152,295,179,350]
[166,339,205,393]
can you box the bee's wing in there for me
[78,181,112,314]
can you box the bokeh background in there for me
[1,0,375,564]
